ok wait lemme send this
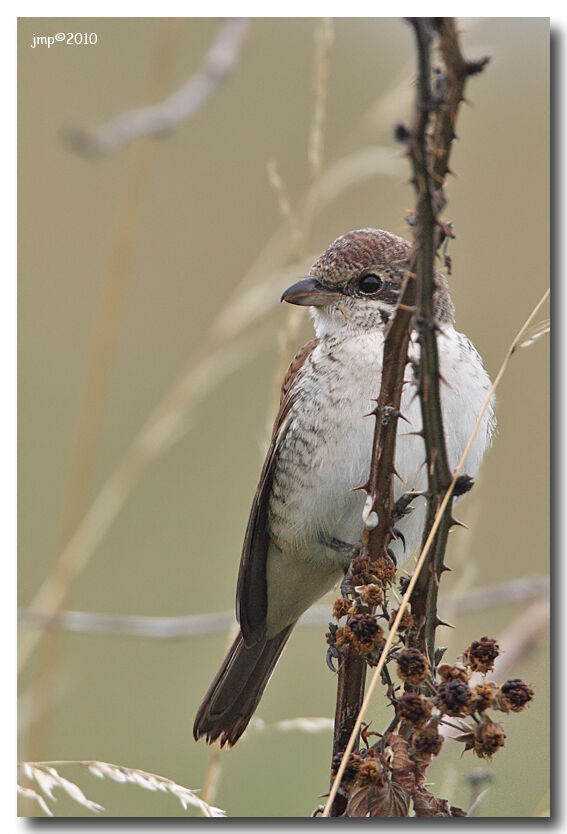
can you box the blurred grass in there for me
[18,17,549,817]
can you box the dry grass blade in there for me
[19,761,226,817]
[322,286,550,817]
[273,717,334,733]
[19,763,104,815]
[308,18,334,181]
[516,318,550,350]
[249,716,334,735]
[467,786,491,816]
[17,785,54,817]
[267,159,302,254]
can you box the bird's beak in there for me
[280,277,338,307]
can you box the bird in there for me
[193,228,495,747]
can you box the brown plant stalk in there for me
[329,17,489,816]
[323,283,549,817]
[407,17,490,664]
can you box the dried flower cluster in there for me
[329,733,464,817]
[327,609,386,666]
[327,509,534,816]
[327,607,535,816]
[395,639,534,762]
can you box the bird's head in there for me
[281,228,454,338]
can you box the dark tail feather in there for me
[193,626,292,747]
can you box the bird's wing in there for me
[236,338,318,647]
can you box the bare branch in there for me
[18,576,548,639]
[406,18,490,663]
[328,18,490,815]
[69,19,249,156]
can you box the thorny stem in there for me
[328,21,432,812]
[323,283,549,817]
[329,17,489,815]
[328,249,416,817]
[328,20,430,811]
[406,17,489,665]
[405,17,453,665]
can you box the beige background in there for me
[18,17,549,817]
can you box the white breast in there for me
[265,326,495,634]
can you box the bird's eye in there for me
[358,273,383,295]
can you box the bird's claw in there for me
[391,527,406,552]
[392,492,417,522]
[340,569,356,599]
[326,644,341,673]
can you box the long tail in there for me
[193,626,293,747]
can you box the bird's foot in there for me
[392,492,418,523]
[327,536,361,562]
[325,622,343,672]
[386,547,400,567]
[391,527,406,553]
[340,568,357,599]
[322,536,362,595]
[326,644,341,673]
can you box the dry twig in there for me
[69,19,249,156]
[329,19,488,812]
[18,575,549,640]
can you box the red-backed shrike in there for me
[194,228,494,746]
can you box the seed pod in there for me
[359,583,383,606]
[463,637,500,673]
[347,614,384,657]
[332,598,354,620]
[396,692,432,727]
[437,663,469,683]
[396,647,429,685]
[473,715,506,759]
[497,679,534,713]
[389,606,414,631]
[470,682,497,712]
[411,724,443,757]
[436,679,473,716]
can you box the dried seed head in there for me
[355,759,382,787]
[330,751,363,784]
[497,679,535,713]
[436,679,473,716]
[347,614,385,657]
[437,663,469,683]
[396,647,429,685]
[396,692,432,727]
[348,613,382,641]
[359,583,383,606]
[463,637,500,673]
[471,682,497,712]
[351,558,377,587]
[389,606,415,631]
[375,554,397,583]
[411,724,443,757]
[333,626,352,648]
[473,715,506,759]
[332,598,354,620]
